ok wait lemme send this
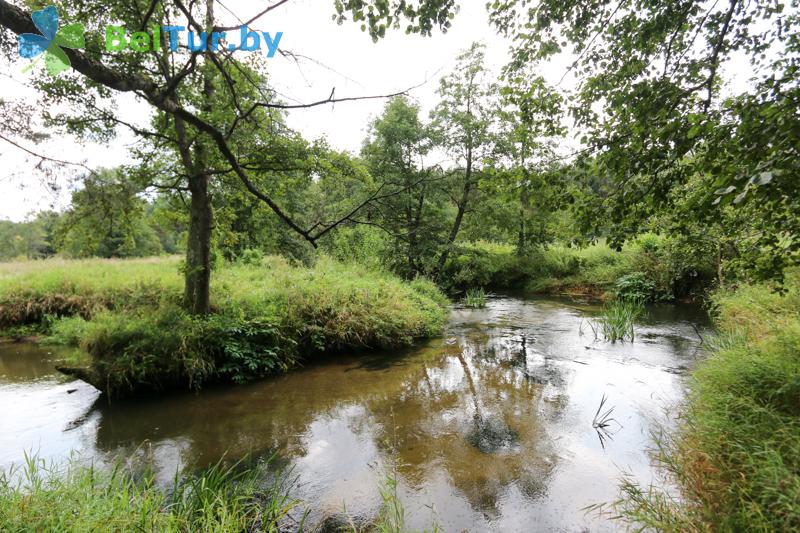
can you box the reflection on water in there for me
[0,296,709,532]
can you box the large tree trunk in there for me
[182,0,216,315]
[185,173,213,314]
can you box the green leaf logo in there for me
[18,5,85,76]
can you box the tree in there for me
[495,69,564,253]
[429,42,497,274]
[489,0,800,281]
[0,0,459,313]
[56,168,163,258]
[0,213,58,260]
[362,96,442,277]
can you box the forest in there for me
[0,0,798,531]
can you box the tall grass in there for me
[462,287,488,308]
[0,454,299,532]
[0,256,449,397]
[612,269,800,531]
[582,299,643,342]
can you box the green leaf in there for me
[754,171,773,186]
[54,23,85,49]
[44,45,71,76]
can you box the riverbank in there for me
[0,456,298,532]
[618,269,800,530]
[442,234,715,301]
[0,256,448,398]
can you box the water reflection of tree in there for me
[82,324,572,521]
[88,351,426,469]
[367,328,569,518]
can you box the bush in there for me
[441,241,522,290]
[614,272,657,302]
[440,235,717,301]
[237,248,264,266]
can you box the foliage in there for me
[614,270,800,531]
[360,96,444,278]
[0,454,298,532]
[614,273,657,303]
[237,248,264,266]
[440,237,712,302]
[56,168,164,259]
[489,0,800,285]
[0,213,58,261]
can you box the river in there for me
[0,294,709,531]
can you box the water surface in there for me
[0,295,708,531]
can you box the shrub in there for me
[614,272,658,302]
[237,248,264,266]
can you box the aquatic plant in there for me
[591,394,621,450]
[462,287,488,308]
[582,299,644,342]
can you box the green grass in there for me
[0,256,448,397]
[0,454,298,532]
[443,234,716,301]
[462,287,488,308]
[613,269,800,531]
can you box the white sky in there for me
[0,0,531,221]
[0,0,755,222]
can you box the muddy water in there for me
[0,296,708,532]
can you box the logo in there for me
[19,5,85,76]
[105,26,283,56]
[17,5,282,77]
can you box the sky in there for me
[0,0,533,221]
[0,0,755,222]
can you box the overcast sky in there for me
[0,0,527,221]
[0,0,752,222]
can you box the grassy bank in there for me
[0,256,448,397]
[442,234,715,301]
[0,455,423,533]
[616,270,800,531]
[0,455,298,532]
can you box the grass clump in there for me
[0,256,448,397]
[462,287,488,308]
[0,454,298,532]
[590,299,644,342]
[613,269,800,531]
